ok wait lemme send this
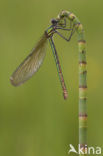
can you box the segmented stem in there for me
[49,37,68,99]
[57,11,87,155]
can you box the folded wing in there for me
[10,34,47,86]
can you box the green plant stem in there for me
[57,11,87,155]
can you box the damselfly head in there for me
[51,18,58,25]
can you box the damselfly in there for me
[10,17,75,99]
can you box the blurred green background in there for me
[0,0,103,155]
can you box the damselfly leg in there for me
[55,27,75,41]
[54,17,75,42]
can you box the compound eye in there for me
[51,18,58,25]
